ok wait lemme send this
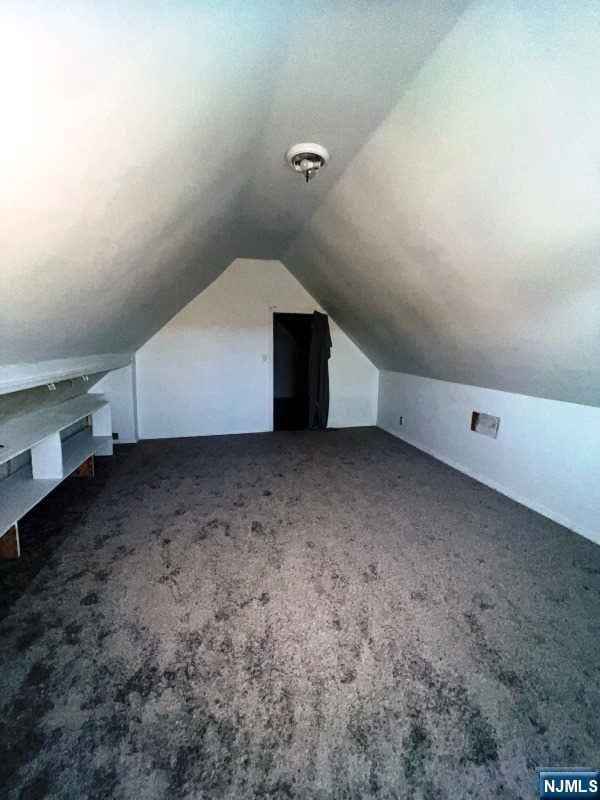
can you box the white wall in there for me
[378,371,600,545]
[136,259,378,439]
[93,364,138,443]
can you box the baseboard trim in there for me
[138,422,376,440]
[378,424,599,547]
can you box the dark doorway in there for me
[273,313,312,430]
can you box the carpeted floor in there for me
[1,427,599,799]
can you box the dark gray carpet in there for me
[1,427,599,800]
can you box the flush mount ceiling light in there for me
[285,142,330,183]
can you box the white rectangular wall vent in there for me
[471,411,500,439]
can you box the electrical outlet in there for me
[398,416,404,426]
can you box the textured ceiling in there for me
[286,0,600,406]
[2,1,599,405]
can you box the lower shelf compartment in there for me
[62,431,111,477]
[0,431,112,534]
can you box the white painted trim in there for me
[134,353,143,443]
[378,424,599,546]
[131,359,139,443]
[91,404,113,455]
[0,353,132,395]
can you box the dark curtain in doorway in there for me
[308,311,332,430]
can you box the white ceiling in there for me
[2,0,599,405]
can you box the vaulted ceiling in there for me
[2,1,599,405]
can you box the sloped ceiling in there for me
[2,1,599,406]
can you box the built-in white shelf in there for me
[0,395,113,547]
[62,430,112,478]
[0,393,108,466]
[0,469,59,537]
[0,429,112,533]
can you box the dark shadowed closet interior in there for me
[273,312,312,431]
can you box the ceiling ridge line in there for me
[280,0,478,262]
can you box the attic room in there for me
[1,1,599,798]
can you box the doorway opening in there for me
[273,313,312,430]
